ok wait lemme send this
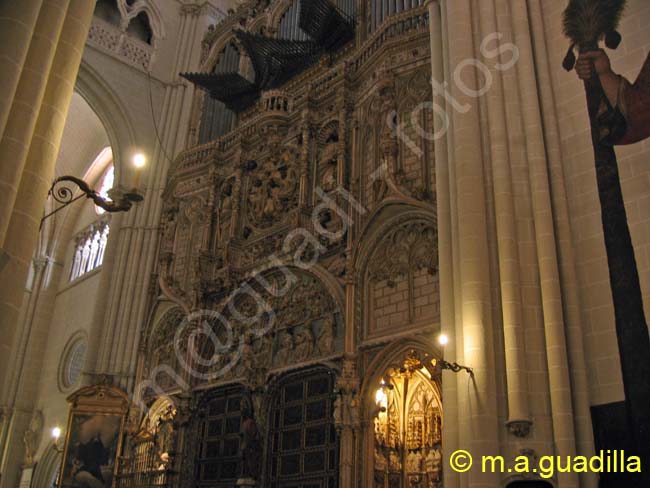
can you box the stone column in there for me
[426,1,459,486]
[0,6,95,486]
[527,2,596,485]
[0,0,44,141]
[0,0,71,249]
[440,0,502,486]
[476,0,532,439]
[507,2,580,486]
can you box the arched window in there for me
[69,221,110,281]
[198,42,241,144]
[127,12,154,44]
[94,0,121,26]
[95,164,115,215]
[58,336,88,391]
[368,0,424,34]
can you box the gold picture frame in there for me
[57,384,130,488]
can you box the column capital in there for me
[181,2,206,17]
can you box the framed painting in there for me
[58,384,130,488]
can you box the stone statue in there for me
[239,333,255,374]
[406,451,422,472]
[239,397,261,479]
[275,332,294,366]
[293,327,314,361]
[23,410,43,467]
[389,450,401,471]
[317,315,335,355]
[319,142,338,192]
[218,182,233,245]
[333,394,343,427]
[425,446,442,481]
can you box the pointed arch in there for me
[76,61,137,187]
[119,0,166,46]
[31,445,62,488]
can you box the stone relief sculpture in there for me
[240,396,262,480]
[318,129,339,192]
[293,327,315,361]
[23,410,43,467]
[317,314,336,355]
[217,180,234,246]
[245,144,299,230]
[275,331,294,366]
[144,3,439,485]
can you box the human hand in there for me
[576,50,613,80]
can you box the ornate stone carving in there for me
[87,18,154,71]
[240,396,262,479]
[368,221,437,285]
[23,410,43,467]
[507,419,533,438]
[244,143,300,230]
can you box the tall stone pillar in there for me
[0,0,44,142]
[0,0,71,249]
[0,3,95,487]
[475,0,532,439]
[426,2,462,488]
[441,1,502,486]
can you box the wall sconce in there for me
[372,380,390,417]
[432,334,473,376]
[40,153,146,228]
[51,427,64,453]
[431,358,474,376]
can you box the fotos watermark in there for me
[389,32,520,158]
[132,185,367,416]
[130,31,520,420]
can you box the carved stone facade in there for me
[131,1,440,487]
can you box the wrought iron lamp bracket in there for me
[40,176,143,228]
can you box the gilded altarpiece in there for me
[373,367,442,488]
[134,1,440,487]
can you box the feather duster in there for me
[562,0,627,70]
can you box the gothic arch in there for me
[354,206,438,341]
[142,305,184,352]
[353,204,436,275]
[247,14,271,35]
[354,204,438,264]
[203,35,245,73]
[189,265,345,390]
[360,341,444,488]
[269,0,301,31]
[117,0,165,46]
[76,61,137,186]
[31,445,62,488]
[360,339,442,413]
[137,306,187,398]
